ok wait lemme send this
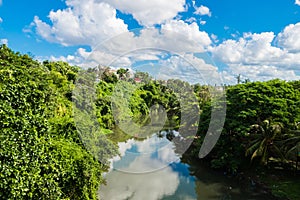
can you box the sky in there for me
[1,0,300,84]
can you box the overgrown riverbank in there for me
[1,45,299,199]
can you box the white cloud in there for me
[192,0,195,7]
[277,22,300,52]
[31,0,210,56]
[223,64,300,83]
[50,47,132,69]
[49,20,212,69]
[101,0,186,26]
[200,20,206,25]
[185,17,196,23]
[295,0,300,6]
[0,0,2,6]
[194,5,211,17]
[211,34,218,43]
[32,0,128,47]
[49,54,82,64]
[160,20,211,51]
[157,54,221,85]
[211,29,300,82]
[0,17,3,23]
[212,32,285,64]
[0,38,8,45]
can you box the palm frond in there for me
[251,149,259,161]
[246,141,260,156]
[272,144,286,162]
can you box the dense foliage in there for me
[0,45,111,199]
[193,80,300,173]
[95,71,190,131]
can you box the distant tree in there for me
[134,71,152,83]
[236,74,241,84]
[117,68,129,80]
[101,67,118,83]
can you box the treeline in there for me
[1,45,299,199]
[94,66,197,131]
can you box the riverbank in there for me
[181,152,300,200]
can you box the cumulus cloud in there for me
[211,32,285,64]
[157,54,221,85]
[0,17,3,23]
[50,20,212,70]
[30,0,205,50]
[49,47,133,69]
[295,0,300,6]
[30,0,211,66]
[110,19,212,54]
[101,0,186,26]
[277,22,300,52]
[223,64,300,83]
[194,5,211,17]
[211,29,300,82]
[32,0,128,46]
[161,20,211,51]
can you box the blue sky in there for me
[1,0,300,84]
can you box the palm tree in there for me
[281,125,300,169]
[245,119,285,165]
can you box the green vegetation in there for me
[0,45,113,199]
[192,79,300,173]
[191,79,300,199]
[0,45,299,199]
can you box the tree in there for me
[101,67,118,83]
[134,71,152,83]
[236,74,241,84]
[116,68,129,80]
[225,80,300,135]
[245,119,285,165]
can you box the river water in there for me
[99,130,272,200]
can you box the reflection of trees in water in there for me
[166,130,175,141]
[162,128,196,155]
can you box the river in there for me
[99,130,273,200]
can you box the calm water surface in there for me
[99,131,272,200]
